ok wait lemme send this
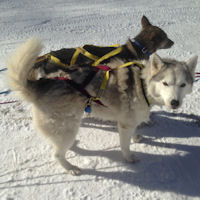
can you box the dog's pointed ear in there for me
[141,16,152,28]
[150,53,164,76]
[186,55,198,77]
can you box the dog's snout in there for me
[168,39,174,47]
[162,39,174,49]
[170,99,179,109]
[164,39,174,48]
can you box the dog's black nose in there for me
[168,39,174,47]
[171,99,179,108]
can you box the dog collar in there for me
[132,39,152,57]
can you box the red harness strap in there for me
[96,65,111,71]
[54,77,69,81]
[54,65,111,111]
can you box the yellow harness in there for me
[35,45,145,112]
[70,44,122,66]
[85,61,144,112]
[36,44,121,67]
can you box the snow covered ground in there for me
[0,0,200,199]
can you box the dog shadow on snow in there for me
[0,111,200,197]
[75,111,200,197]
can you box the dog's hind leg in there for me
[55,148,81,175]
[54,130,81,176]
[32,106,83,175]
[52,116,83,176]
[118,122,139,163]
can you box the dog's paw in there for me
[68,165,82,176]
[124,153,140,163]
[132,134,144,143]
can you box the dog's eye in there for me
[180,83,186,87]
[163,82,168,86]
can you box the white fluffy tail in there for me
[7,38,43,102]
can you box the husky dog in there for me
[31,15,174,79]
[7,39,197,176]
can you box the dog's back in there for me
[7,38,106,106]
[50,45,118,65]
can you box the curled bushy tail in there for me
[7,38,43,102]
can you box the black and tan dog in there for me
[31,16,174,78]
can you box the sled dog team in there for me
[7,16,198,175]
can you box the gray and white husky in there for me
[7,38,198,175]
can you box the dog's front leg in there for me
[118,122,139,163]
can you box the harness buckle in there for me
[142,47,148,54]
[85,97,99,113]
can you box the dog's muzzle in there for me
[164,39,174,49]
[170,99,179,109]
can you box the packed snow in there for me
[0,0,200,199]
